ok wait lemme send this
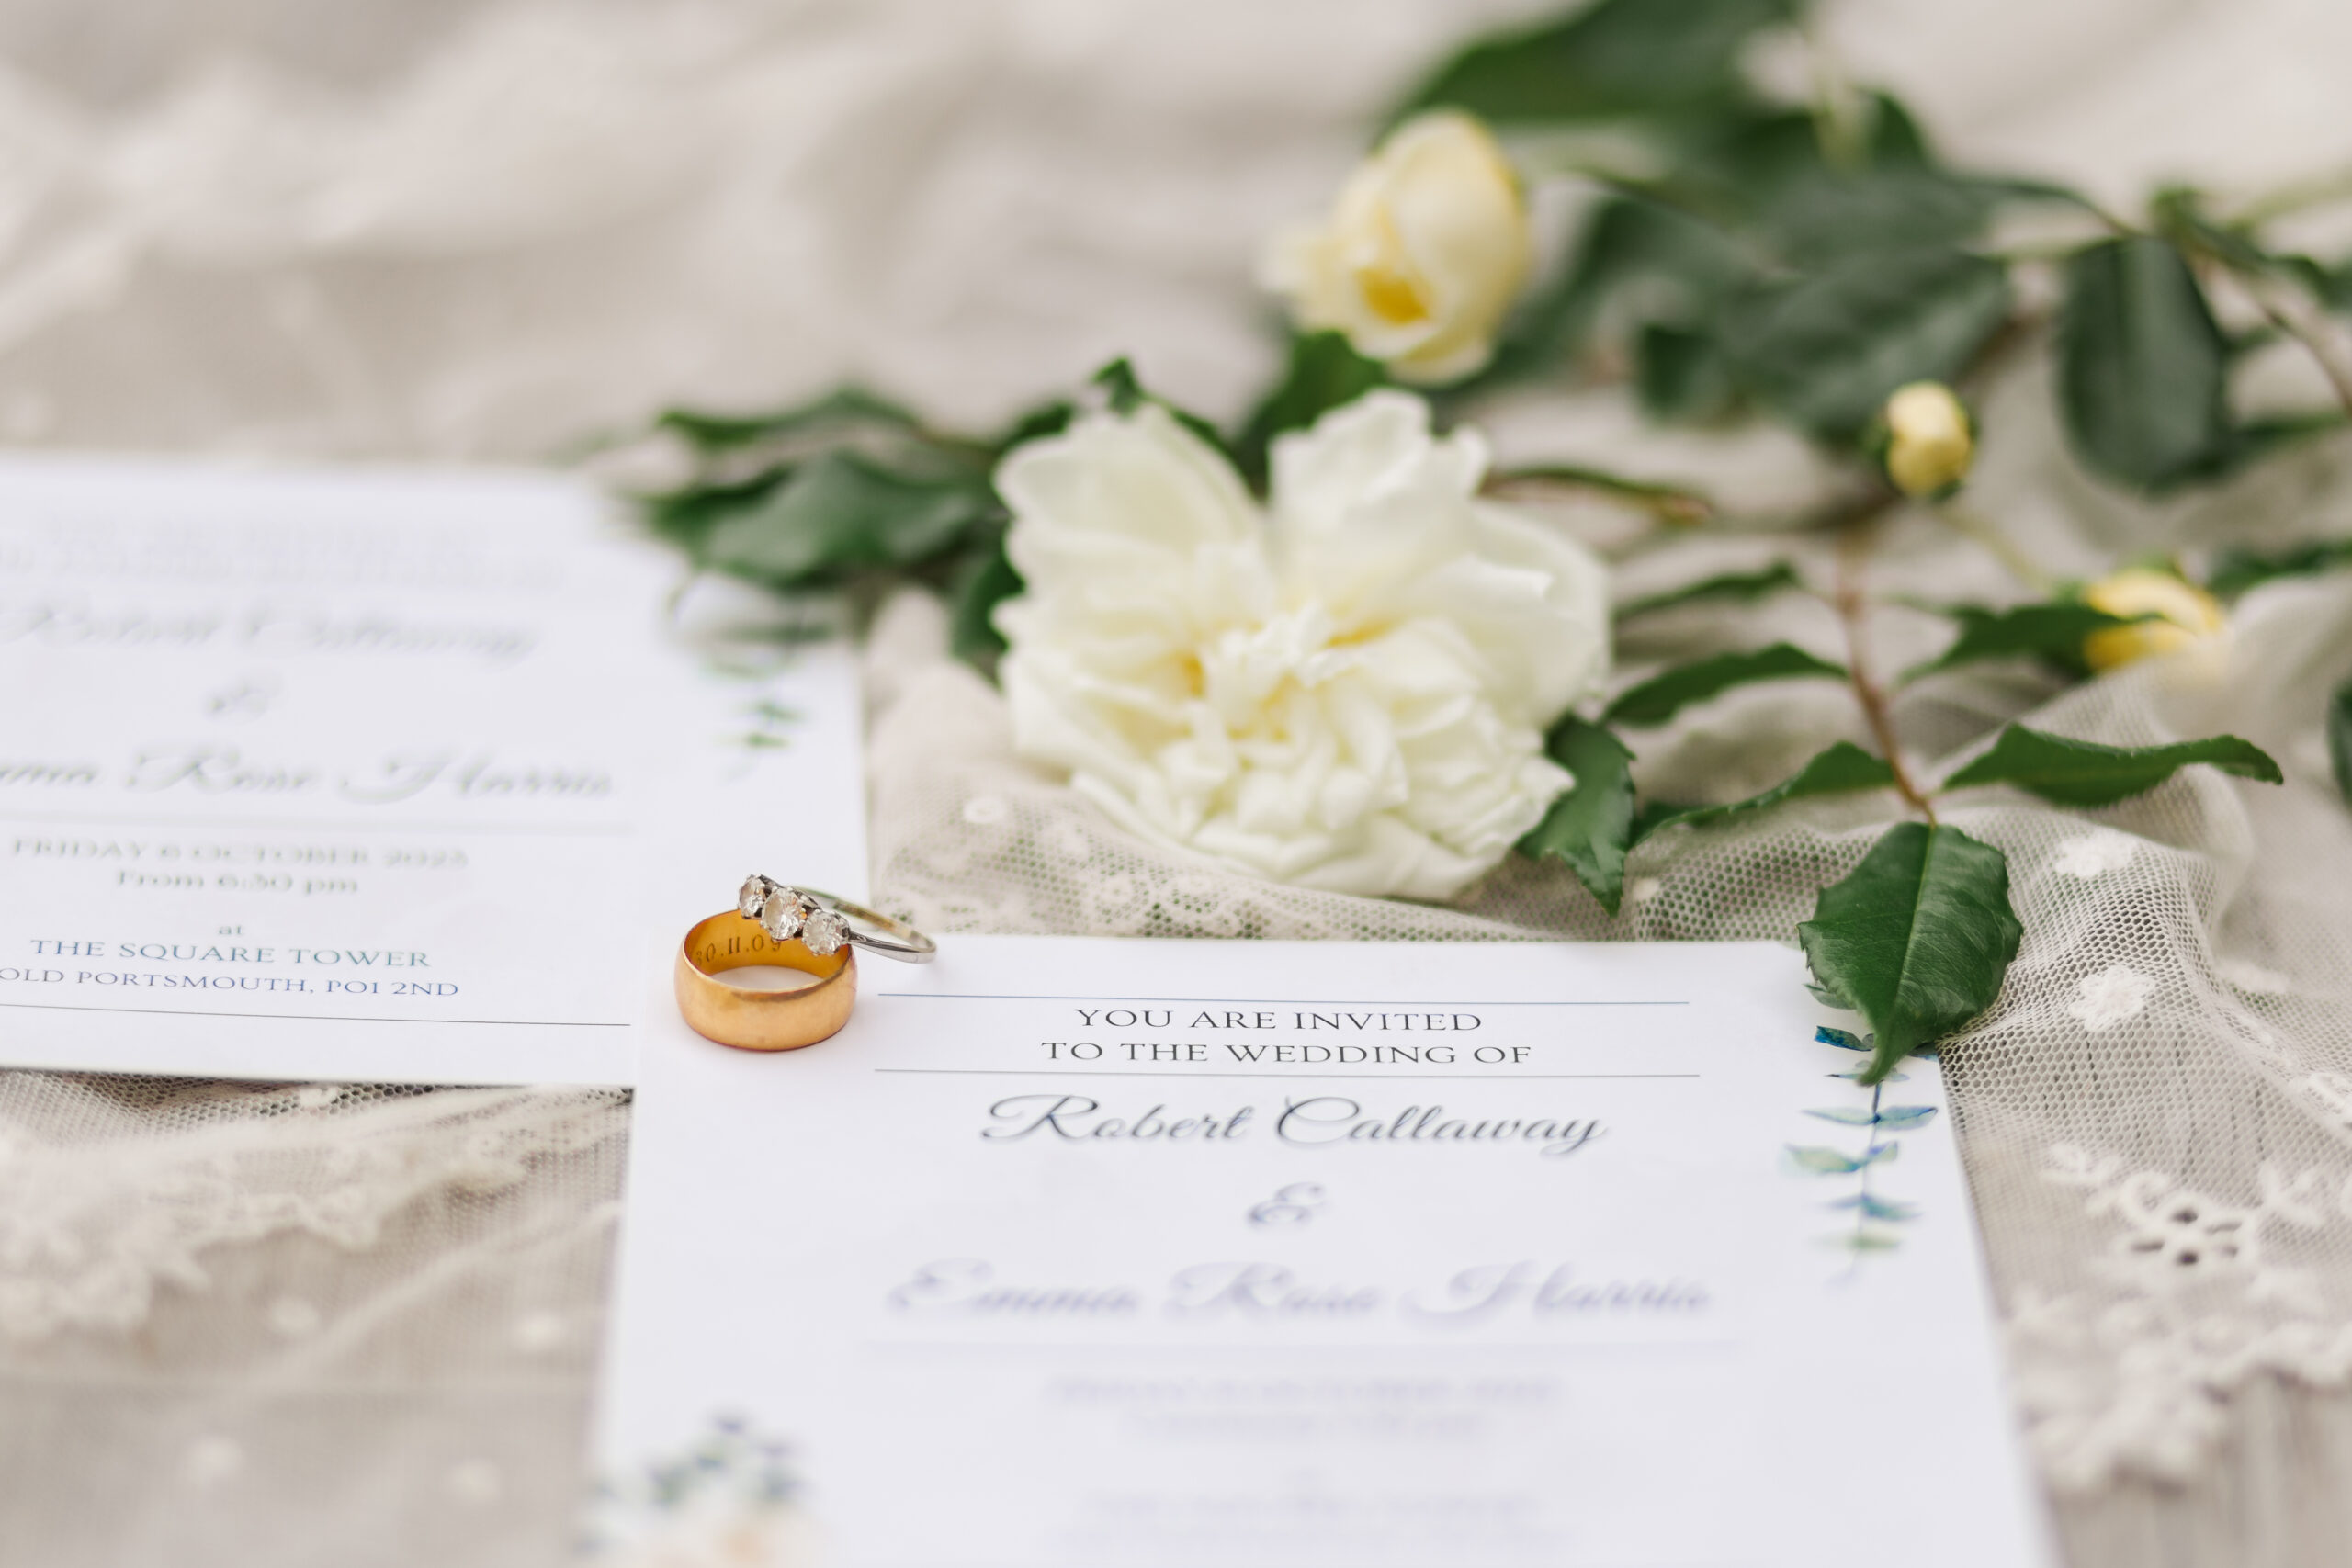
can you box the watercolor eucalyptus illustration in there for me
[1790,1024,1940,1253]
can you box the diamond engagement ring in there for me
[735,875,936,964]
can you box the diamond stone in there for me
[738,874,773,919]
[801,908,850,956]
[759,889,807,942]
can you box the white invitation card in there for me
[598,936,2049,1566]
[0,457,865,1084]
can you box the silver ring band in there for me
[799,888,936,964]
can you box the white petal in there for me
[1270,389,1480,534]
[998,402,1262,592]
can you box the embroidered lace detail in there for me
[2052,829,2138,879]
[2065,964,2157,1033]
[2012,1145,2352,1489]
[0,1077,626,1341]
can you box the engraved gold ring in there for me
[673,877,934,1052]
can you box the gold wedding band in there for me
[674,909,857,1051]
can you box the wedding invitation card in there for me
[599,935,2050,1566]
[0,457,864,1084]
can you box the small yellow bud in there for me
[1882,381,1974,497]
[2080,568,2225,671]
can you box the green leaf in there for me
[1758,166,2000,269]
[1720,246,2013,440]
[1668,95,1946,224]
[1840,1227,1906,1252]
[1798,822,2021,1082]
[2324,256,2352,310]
[1805,1106,1884,1126]
[1862,92,1934,164]
[1482,196,1753,387]
[2330,678,2352,807]
[2147,188,2352,329]
[1939,724,2284,806]
[1231,332,1386,484]
[2208,538,2352,597]
[1396,0,1795,124]
[1488,462,1714,525]
[1091,358,1235,463]
[2056,237,2233,491]
[1787,1145,1868,1175]
[1815,1025,1869,1052]
[1619,562,1803,620]
[1635,322,1736,421]
[1905,601,2154,681]
[992,398,1076,454]
[640,470,789,558]
[946,527,1024,670]
[1638,741,1895,838]
[1603,643,1847,728]
[698,451,998,590]
[2150,186,2273,276]
[655,387,919,451]
[1517,718,1637,916]
[1632,796,1700,843]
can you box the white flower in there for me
[2066,964,2155,1033]
[1262,110,1531,385]
[994,390,1609,900]
[2052,829,2137,880]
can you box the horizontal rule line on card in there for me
[876,994,1688,1006]
[0,811,633,837]
[873,1068,1699,1080]
[863,1338,1740,1356]
[0,1000,629,1027]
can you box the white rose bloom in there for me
[1263,109,1532,385]
[994,390,1610,901]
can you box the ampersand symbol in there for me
[1248,1182,1327,1227]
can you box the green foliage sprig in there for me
[621,0,2343,1083]
[1404,0,2324,1079]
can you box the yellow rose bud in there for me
[2080,568,2226,671]
[1261,110,1531,385]
[1882,381,1974,497]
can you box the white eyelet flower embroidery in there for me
[2052,829,2137,879]
[2218,957,2294,996]
[2067,964,2154,1032]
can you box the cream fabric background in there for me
[3,2,2352,1563]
